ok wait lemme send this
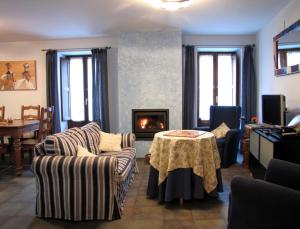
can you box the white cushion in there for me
[99,131,122,152]
[211,122,230,139]
[77,145,96,157]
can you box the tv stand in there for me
[249,127,300,178]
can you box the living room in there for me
[0,0,299,228]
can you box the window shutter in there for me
[60,57,71,120]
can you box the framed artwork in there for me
[0,60,37,91]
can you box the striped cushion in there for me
[44,127,86,156]
[81,122,101,155]
[121,133,136,148]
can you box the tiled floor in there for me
[0,157,251,229]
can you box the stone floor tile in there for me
[0,216,36,229]
[130,219,164,229]
[135,195,161,207]
[132,206,164,220]
[194,219,227,229]
[163,208,193,220]
[0,202,27,216]
[164,219,195,229]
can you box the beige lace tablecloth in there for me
[149,130,221,193]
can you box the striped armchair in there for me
[32,122,137,221]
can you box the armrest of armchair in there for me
[225,128,240,141]
[217,129,240,167]
[121,133,136,148]
[223,129,241,150]
[228,176,300,229]
[264,159,300,191]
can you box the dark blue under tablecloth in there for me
[147,166,223,202]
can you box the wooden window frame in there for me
[60,55,92,126]
[197,52,240,126]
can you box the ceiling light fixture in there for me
[146,0,192,11]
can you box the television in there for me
[262,95,286,126]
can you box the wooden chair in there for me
[21,105,41,121]
[21,106,54,163]
[0,106,6,160]
[21,105,40,139]
[0,106,4,121]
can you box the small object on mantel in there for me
[7,118,13,124]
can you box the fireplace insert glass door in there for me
[132,109,169,140]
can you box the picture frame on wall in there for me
[0,60,37,91]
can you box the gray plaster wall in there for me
[118,30,182,157]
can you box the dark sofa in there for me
[228,159,300,229]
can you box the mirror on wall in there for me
[273,19,300,76]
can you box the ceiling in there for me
[0,0,292,42]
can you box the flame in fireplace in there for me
[140,118,149,129]
[160,122,164,129]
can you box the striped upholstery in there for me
[32,122,137,221]
[81,122,101,155]
[121,133,136,148]
[34,142,46,156]
[101,147,136,182]
[116,160,136,209]
[32,155,120,221]
[44,127,87,156]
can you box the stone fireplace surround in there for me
[118,30,182,157]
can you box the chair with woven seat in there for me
[21,106,53,163]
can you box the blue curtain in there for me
[46,50,61,133]
[182,45,197,129]
[242,45,257,125]
[91,48,110,132]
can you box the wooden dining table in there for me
[0,120,39,176]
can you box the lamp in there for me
[146,0,192,11]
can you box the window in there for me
[60,55,93,126]
[198,52,239,122]
[278,48,300,68]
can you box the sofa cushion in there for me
[211,122,230,139]
[44,127,86,156]
[81,122,101,155]
[101,147,136,182]
[77,145,96,157]
[99,132,122,152]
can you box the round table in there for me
[147,130,223,203]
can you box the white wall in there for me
[183,35,256,46]
[118,30,182,157]
[257,0,300,122]
[0,37,119,131]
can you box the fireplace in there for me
[132,109,169,140]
